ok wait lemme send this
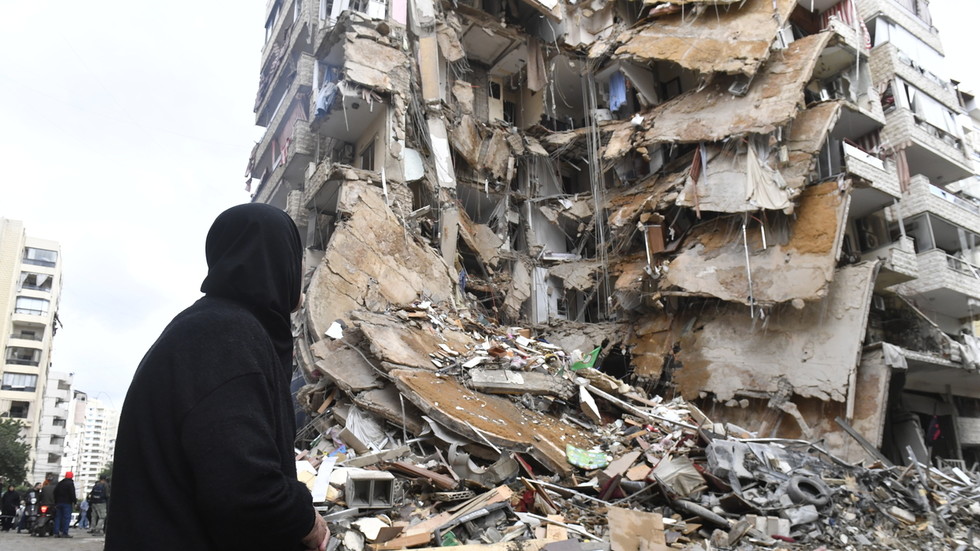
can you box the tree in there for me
[0,419,29,487]
[98,462,113,482]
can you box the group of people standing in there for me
[0,473,110,537]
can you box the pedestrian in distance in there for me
[0,484,19,532]
[106,203,329,551]
[77,497,89,529]
[53,472,76,538]
[88,477,109,534]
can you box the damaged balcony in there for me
[859,0,943,54]
[313,0,387,42]
[871,43,959,114]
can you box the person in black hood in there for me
[105,203,328,551]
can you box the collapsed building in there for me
[244,0,980,547]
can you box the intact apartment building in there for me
[30,371,72,483]
[247,0,980,466]
[63,396,118,496]
[0,219,66,481]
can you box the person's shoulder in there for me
[167,298,266,338]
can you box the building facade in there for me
[0,218,63,482]
[70,397,118,496]
[30,371,72,483]
[247,0,980,466]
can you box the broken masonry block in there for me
[345,470,396,509]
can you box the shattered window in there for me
[20,272,52,292]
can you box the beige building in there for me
[0,218,63,482]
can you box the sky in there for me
[0,1,978,410]
[0,1,265,409]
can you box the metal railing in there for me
[21,258,56,268]
[927,183,980,215]
[5,358,40,366]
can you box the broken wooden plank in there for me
[386,461,458,490]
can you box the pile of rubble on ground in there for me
[292,301,980,551]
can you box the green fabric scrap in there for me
[571,346,602,371]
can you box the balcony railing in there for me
[928,183,980,215]
[9,333,42,341]
[14,308,47,316]
[5,358,40,367]
[21,258,56,268]
[945,254,980,279]
[914,115,963,151]
[20,283,51,292]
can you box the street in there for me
[0,528,104,551]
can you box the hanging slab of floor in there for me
[670,261,880,404]
[389,368,595,474]
[663,179,851,305]
[614,0,798,77]
[633,32,832,146]
[352,310,476,371]
[305,182,456,339]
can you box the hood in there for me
[200,203,302,371]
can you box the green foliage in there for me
[98,461,113,482]
[0,419,29,487]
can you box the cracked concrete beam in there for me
[468,368,575,398]
[614,0,797,77]
[664,180,852,305]
[671,261,880,403]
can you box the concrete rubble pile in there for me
[290,300,980,551]
[244,0,980,547]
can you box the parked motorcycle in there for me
[17,492,38,534]
[30,504,54,537]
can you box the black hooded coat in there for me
[105,204,313,551]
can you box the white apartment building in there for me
[30,371,72,483]
[0,218,63,482]
[72,397,118,496]
[60,390,88,485]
